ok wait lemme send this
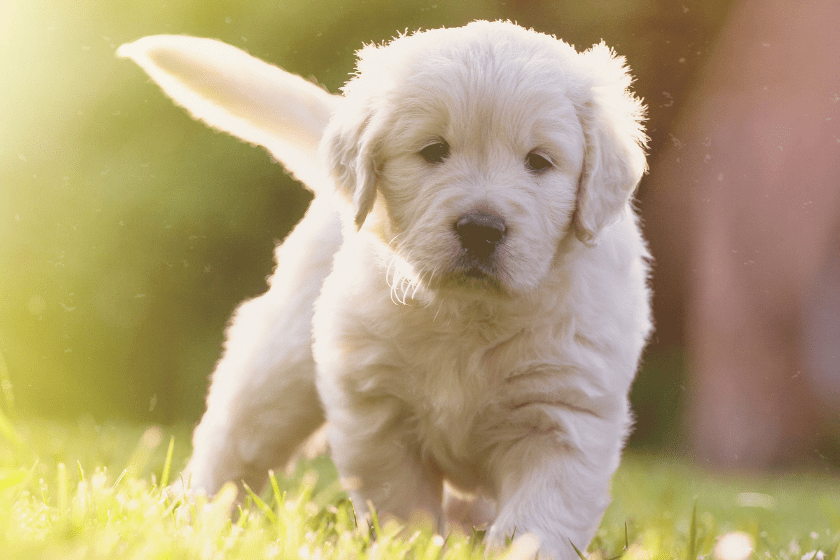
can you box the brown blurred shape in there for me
[644,0,840,468]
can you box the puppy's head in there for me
[323,21,646,298]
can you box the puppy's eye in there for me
[525,151,553,174]
[419,141,450,164]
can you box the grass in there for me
[0,416,838,560]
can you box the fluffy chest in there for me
[374,304,533,486]
[401,329,494,424]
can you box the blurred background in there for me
[2,0,838,471]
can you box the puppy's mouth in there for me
[463,266,493,279]
[439,256,505,292]
[440,271,504,293]
[456,257,498,281]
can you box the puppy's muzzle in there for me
[454,211,507,278]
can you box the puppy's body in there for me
[120,21,651,559]
[317,215,649,546]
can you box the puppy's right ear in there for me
[321,98,381,230]
[118,35,338,194]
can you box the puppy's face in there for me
[324,22,646,300]
[377,66,583,297]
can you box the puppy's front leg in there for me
[486,425,624,560]
[326,412,444,531]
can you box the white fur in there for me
[120,21,651,559]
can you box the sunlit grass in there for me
[1,414,838,559]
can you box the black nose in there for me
[455,212,507,258]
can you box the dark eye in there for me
[525,151,553,174]
[419,141,450,164]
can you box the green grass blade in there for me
[268,469,284,508]
[608,522,630,560]
[243,482,277,524]
[625,521,629,550]
[368,500,382,540]
[569,538,588,560]
[160,435,175,488]
[687,500,698,560]
[111,469,127,491]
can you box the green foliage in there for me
[0,419,490,559]
[1,419,838,559]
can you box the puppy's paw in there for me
[485,525,543,558]
[443,489,495,533]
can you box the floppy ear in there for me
[117,35,338,195]
[574,43,648,244]
[320,95,381,229]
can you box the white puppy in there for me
[119,20,651,559]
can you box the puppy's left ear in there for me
[321,96,381,229]
[574,43,648,244]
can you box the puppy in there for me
[119,20,651,559]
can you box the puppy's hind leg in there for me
[187,198,342,496]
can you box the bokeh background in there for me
[2,0,838,470]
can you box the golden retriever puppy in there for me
[119,20,651,559]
